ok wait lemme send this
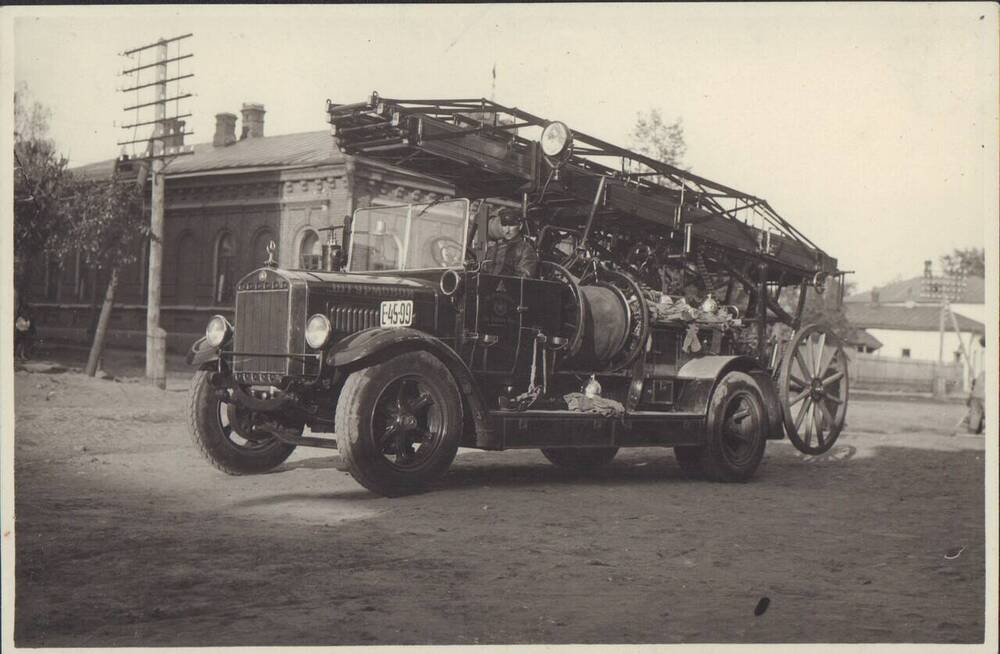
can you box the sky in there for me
[8,3,998,291]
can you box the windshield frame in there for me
[346,198,471,274]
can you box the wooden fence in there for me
[846,351,962,393]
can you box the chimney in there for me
[161,118,185,148]
[240,102,265,139]
[870,288,880,305]
[923,259,933,278]
[213,112,237,147]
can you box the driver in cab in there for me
[482,208,539,278]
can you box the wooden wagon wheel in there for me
[777,323,849,455]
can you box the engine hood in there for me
[239,266,444,300]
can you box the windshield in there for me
[347,199,470,273]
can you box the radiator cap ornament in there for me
[265,240,278,268]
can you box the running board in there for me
[486,409,706,450]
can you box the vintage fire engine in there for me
[187,93,850,496]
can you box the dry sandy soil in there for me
[11,347,986,646]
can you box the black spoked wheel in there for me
[696,371,768,482]
[188,370,297,475]
[540,447,619,471]
[336,351,462,496]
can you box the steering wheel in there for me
[429,237,465,268]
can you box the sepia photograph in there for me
[2,3,997,651]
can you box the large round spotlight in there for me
[541,121,573,159]
[305,313,332,349]
[205,315,232,347]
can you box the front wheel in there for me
[541,447,619,471]
[188,370,297,475]
[335,351,463,496]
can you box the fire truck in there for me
[187,93,850,496]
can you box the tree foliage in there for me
[14,84,68,274]
[940,247,984,278]
[628,108,687,186]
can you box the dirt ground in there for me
[11,346,987,646]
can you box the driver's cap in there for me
[496,208,521,226]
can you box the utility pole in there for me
[923,261,968,397]
[119,34,194,389]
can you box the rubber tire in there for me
[541,447,619,471]
[698,371,767,482]
[335,351,463,497]
[188,370,296,475]
[673,446,706,480]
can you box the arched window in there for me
[176,232,198,305]
[299,229,322,270]
[213,232,236,305]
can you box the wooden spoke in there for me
[813,332,826,376]
[822,391,843,405]
[802,337,816,377]
[821,370,845,387]
[789,387,810,406]
[793,349,812,382]
[795,396,812,431]
[789,374,809,390]
[817,342,836,377]
[803,401,815,447]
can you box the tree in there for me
[14,84,68,298]
[51,171,148,376]
[940,248,984,278]
[627,108,687,187]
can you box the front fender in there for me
[327,327,494,448]
[186,336,220,368]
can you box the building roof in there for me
[845,275,985,305]
[71,130,342,181]
[845,303,985,333]
[843,327,882,350]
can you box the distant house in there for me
[30,103,453,351]
[845,262,985,324]
[844,261,986,389]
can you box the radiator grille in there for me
[233,289,290,377]
[331,305,380,333]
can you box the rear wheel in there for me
[335,351,462,496]
[188,370,297,475]
[696,371,767,482]
[541,447,619,471]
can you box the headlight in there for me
[15,316,31,332]
[204,315,231,347]
[541,121,573,159]
[305,313,332,349]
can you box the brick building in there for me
[29,103,453,351]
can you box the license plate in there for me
[380,300,414,327]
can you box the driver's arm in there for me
[515,240,540,278]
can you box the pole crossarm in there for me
[123,93,193,112]
[121,53,193,75]
[121,74,194,93]
[121,33,192,56]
